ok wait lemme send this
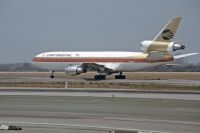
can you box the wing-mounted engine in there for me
[65,65,87,75]
[141,40,185,53]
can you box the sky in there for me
[0,0,199,63]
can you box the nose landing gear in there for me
[50,70,55,78]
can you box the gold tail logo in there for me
[162,29,174,40]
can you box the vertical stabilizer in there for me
[153,17,181,42]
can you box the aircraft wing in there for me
[82,63,114,75]
[173,53,199,59]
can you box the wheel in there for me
[101,75,106,79]
[50,75,54,78]
[50,70,55,78]
[115,75,126,79]
[115,75,119,79]
[122,75,126,79]
[94,75,106,80]
[94,75,99,80]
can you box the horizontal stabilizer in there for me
[174,53,199,59]
[163,63,183,66]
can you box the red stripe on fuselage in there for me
[32,57,147,63]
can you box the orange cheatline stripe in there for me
[32,57,147,63]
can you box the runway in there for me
[1,76,200,92]
[0,88,200,100]
[0,88,200,133]
[1,77,200,86]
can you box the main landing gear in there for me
[94,74,106,80]
[115,72,126,79]
[94,72,126,80]
[50,70,55,78]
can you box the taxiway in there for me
[0,88,200,133]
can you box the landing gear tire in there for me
[94,75,106,80]
[50,70,55,79]
[115,75,126,79]
[50,75,54,79]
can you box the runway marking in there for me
[0,91,200,100]
[0,120,167,133]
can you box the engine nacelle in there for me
[141,40,185,52]
[167,42,185,52]
[141,40,153,52]
[65,65,86,75]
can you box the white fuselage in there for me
[31,17,196,75]
[32,51,166,72]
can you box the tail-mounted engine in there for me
[146,51,174,62]
[141,40,185,53]
[65,65,87,75]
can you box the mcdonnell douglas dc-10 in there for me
[32,17,198,80]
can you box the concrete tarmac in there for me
[1,77,200,86]
[0,88,200,100]
[0,88,200,133]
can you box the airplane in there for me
[32,16,198,80]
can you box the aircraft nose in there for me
[32,57,37,62]
[32,54,41,62]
